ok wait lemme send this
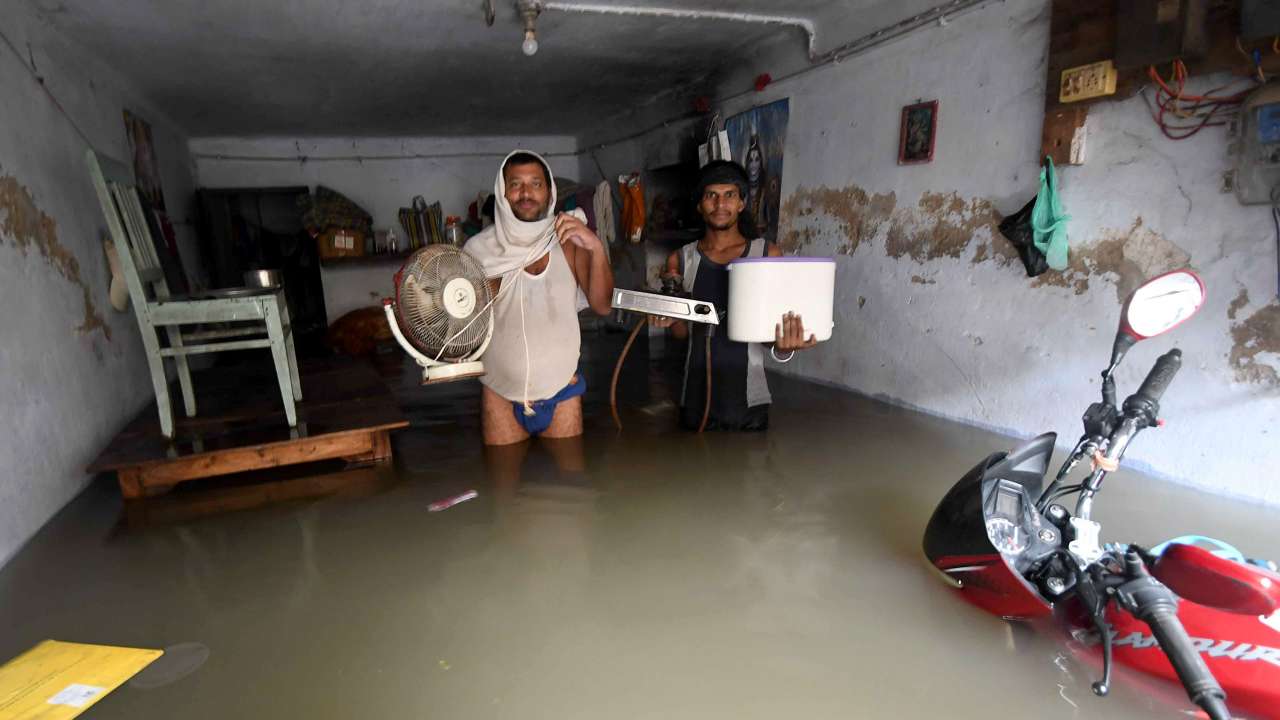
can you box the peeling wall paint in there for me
[782,185,1012,266]
[0,2,199,567]
[1028,218,1192,301]
[699,0,1280,505]
[1228,289,1280,386]
[0,174,109,338]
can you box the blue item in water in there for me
[512,374,586,435]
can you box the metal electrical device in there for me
[1232,83,1280,205]
[610,288,719,325]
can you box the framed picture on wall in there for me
[898,100,938,165]
[123,109,166,211]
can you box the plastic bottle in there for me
[445,216,464,245]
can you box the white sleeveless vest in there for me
[481,246,581,402]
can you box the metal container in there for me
[243,269,282,289]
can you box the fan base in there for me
[421,361,485,385]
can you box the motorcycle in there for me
[923,270,1280,719]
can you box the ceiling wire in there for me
[189,0,997,164]
[191,149,580,163]
[580,0,994,154]
[9,0,990,166]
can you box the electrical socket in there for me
[1059,60,1118,104]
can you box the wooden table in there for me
[88,357,409,499]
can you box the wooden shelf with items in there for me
[319,250,417,268]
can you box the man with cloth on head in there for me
[464,150,614,445]
[650,160,816,432]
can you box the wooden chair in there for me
[87,149,301,438]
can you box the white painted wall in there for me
[191,136,581,320]
[0,4,199,565]
[701,0,1280,505]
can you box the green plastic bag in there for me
[1031,156,1069,271]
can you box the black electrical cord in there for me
[609,316,713,434]
[699,329,713,434]
[1042,484,1085,507]
[1272,185,1280,299]
[610,315,648,432]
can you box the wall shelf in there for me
[320,250,417,268]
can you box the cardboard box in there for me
[317,227,365,260]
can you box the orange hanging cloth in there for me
[618,173,645,243]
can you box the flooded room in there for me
[1,1,1278,718]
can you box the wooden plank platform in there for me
[120,465,401,528]
[88,357,409,499]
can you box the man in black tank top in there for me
[650,161,817,431]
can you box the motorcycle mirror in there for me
[1108,270,1205,368]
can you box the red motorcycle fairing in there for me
[1058,580,1280,719]
[926,431,1280,718]
[1103,600,1280,720]
[924,433,1058,620]
[1154,543,1280,617]
[933,553,1051,619]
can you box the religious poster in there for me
[724,98,789,243]
[123,109,166,211]
[123,109,187,292]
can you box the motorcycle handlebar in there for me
[1128,349,1182,412]
[1144,606,1231,720]
[1115,552,1230,720]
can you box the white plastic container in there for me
[726,257,836,343]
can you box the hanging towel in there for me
[619,173,645,244]
[594,179,615,255]
[1032,157,1070,271]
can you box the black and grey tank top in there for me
[678,239,772,423]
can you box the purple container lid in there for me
[728,256,836,264]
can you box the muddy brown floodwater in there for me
[1,337,1274,719]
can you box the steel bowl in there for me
[243,269,282,289]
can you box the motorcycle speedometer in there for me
[986,517,1029,555]
[984,478,1036,556]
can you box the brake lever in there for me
[1072,562,1126,697]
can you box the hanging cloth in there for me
[594,179,615,254]
[1031,156,1070,272]
[618,173,645,244]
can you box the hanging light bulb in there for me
[518,0,541,56]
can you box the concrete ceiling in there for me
[26,0,943,138]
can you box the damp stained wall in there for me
[708,0,1280,505]
[0,4,200,565]
[191,137,581,320]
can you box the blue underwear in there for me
[512,374,586,435]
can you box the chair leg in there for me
[139,325,175,438]
[164,326,197,417]
[280,301,302,401]
[265,304,298,427]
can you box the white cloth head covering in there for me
[465,149,567,279]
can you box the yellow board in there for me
[0,641,162,719]
[1059,60,1119,103]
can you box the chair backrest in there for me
[86,149,170,306]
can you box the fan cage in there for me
[393,246,493,360]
